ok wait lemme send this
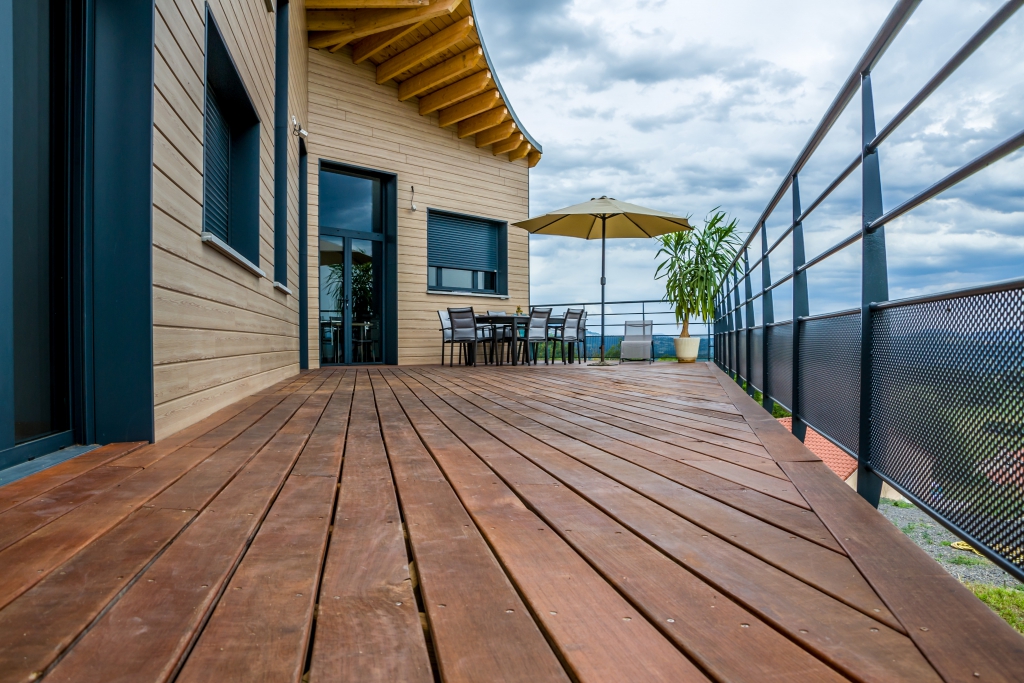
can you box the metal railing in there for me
[532,299,714,361]
[713,0,1024,582]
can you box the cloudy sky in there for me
[474,0,1024,328]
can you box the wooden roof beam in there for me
[491,133,524,156]
[459,108,510,139]
[508,142,533,162]
[308,0,462,49]
[306,0,428,8]
[376,16,474,84]
[437,89,500,127]
[418,70,492,115]
[352,23,425,64]
[471,119,515,145]
[527,150,542,168]
[397,46,482,101]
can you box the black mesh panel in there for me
[767,322,793,410]
[738,331,748,381]
[751,327,764,392]
[871,287,1024,577]
[799,313,862,455]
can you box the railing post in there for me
[760,222,774,412]
[732,271,742,383]
[791,174,809,442]
[858,72,889,508]
[743,251,755,396]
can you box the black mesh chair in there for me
[553,309,584,364]
[522,308,552,364]
[437,310,454,366]
[448,307,484,366]
[576,311,588,363]
[487,311,514,365]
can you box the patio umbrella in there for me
[514,196,691,365]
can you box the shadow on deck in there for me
[0,363,1020,682]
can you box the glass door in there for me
[319,237,383,365]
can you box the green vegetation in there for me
[947,554,988,567]
[889,499,914,509]
[655,209,741,339]
[966,583,1024,633]
[941,541,953,546]
[739,382,793,418]
[901,522,920,535]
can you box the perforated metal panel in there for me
[750,327,764,392]
[800,313,861,455]
[737,331,748,381]
[767,322,793,410]
[871,286,1024,578]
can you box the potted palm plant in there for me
[655,209,741,362]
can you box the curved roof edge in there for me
[468,0,542,154]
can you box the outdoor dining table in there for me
[474,314,565,366]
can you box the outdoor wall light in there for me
[291,115,308,139]
[410,185,418,212]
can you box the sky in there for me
[473,0,1024,328]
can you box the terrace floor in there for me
[0,363,1021,682]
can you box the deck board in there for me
[0,363,1019,683]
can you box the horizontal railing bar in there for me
[796,230,863,274]
[871,275,1024,310]
[797,307,861,323]
[799,155,862,222]
[869,0,1023,153]
[765,271,795,293]
[868,127,1024,230]
[718,0,922,287]
[765,320,793,327]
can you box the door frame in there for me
[315,159,397,365]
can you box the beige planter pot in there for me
[674,336,700,363]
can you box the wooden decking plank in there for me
[45,376,338,683]
[404,371,940,683]
[146,375,334,511]
[783,459,1024,682]
[441,371,809,508]
[0,507,195,682]
[0,445,216,610]
[406,370,900,629]
[0,442,146,514]
[175,475,337,683]
[309,371,432,683]
[0,465,142,552]
[368,372,572,683]
[392,370,849,682]
[290,371,357,477]
[380,370,710,683]
[418,368,843,552]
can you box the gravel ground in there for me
[877,498,1024,590]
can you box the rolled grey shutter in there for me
[427,211,498,271]
[204,88,231,242]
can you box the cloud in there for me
[473,0,1024,320]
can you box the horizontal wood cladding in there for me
[151,0,310,440]
[306,48,529,367]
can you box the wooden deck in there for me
[1,363,1021,682]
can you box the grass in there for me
[947,554,988,567]
[966,583,1024,633]
[901,522,920,534]
[889,499,914,509]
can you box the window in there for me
[427,210,507,294]
[202,9,261,268]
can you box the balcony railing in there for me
[713,0,1024,582]
[532,299,714,361]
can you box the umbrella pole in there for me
[600,216,606,362]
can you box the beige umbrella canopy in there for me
[514,196,692,365]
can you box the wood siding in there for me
[305,48,530,368]
[152,0,310,440]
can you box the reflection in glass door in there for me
[319,236,383,365]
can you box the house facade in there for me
[0,0,540,465]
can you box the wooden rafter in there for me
[437,89,499,127]
[491,133,524,156]
[458,107,509,139]
[418,70,492,115]
[376,16,474,84]
[306,0,428,8]
[508,142,532,162]
[473,121,516,147]
[397,46,482,101]
[308,0,462,49]
[527,150,542,168]
[352,23,425,64]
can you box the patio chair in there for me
[437,310,454,366]
[487,311,514,365]
[522,308,552,364]
[576,311,588,363]
[448,307,486,366]
[552,309,583,364]
[620,320,654,363]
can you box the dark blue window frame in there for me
[273,0,289,288]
